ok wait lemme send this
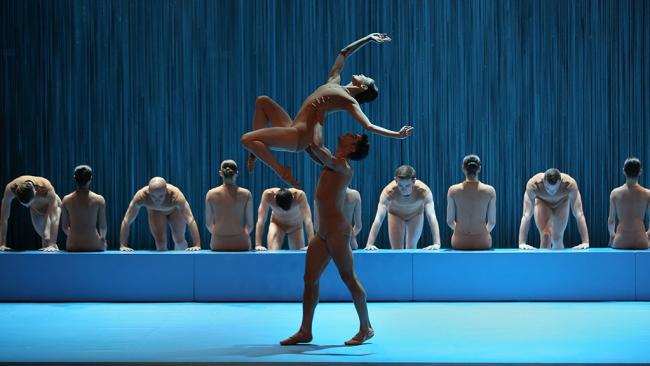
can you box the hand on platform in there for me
[186,245,201,251]
[300,246,308,251]
[518,243,536,250]
[255,245,267,251]
[0,245,12,251]
[423,244,441,250]
[120,245,134,252]
[39,244,59,252]
[364,244,379,251]
[572,243,589,250]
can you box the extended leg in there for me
[280,235,331,345]
[328,233,373,345]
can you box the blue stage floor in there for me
[1,302,650,365]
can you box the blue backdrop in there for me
[1,0,648,249]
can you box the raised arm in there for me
[119,197,141,251]
[518,188,537,250]
[0,185,15,250]
[255,191,271,251]
[486,188,496,232]
[422,190,441,250]
[365,192,389,250]
[180,200,201,251]
[299,192,315,243]
[309,143,349,174]
[607,191,617,245]
[569,189,590,250]
[346,103,413,139]
[328,33,391,84]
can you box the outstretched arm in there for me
[328,33,391,84]
[119,198,141,251]
[365,193,389,250]
[607,192,617,245]
[518,189,536,250]
[0,186,14,250]
[180,200,201,250]
[422,191,441,250]
[255,192,271,250]
[570,190,590,249]
[347,103,413,139]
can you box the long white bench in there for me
[0,249,647,301]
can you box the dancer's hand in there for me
[398,125,414,138]
[423,244,441,250]
[572,243,589,250]
[186,245,201,251]
[39,244,59,252]
[364,244,379,251]
[369,33,391,43]
[255,245,267,251]
[120,245,134,252]
[519,243,536,250]
[0,245,12,252]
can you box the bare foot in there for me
[247,153,256,173]
[280,330,313,345]
[344,328,374,346]
[277,166,302,189]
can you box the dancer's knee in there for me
[256,95,271,107]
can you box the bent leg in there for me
[281,235,331,345]
[534,201,552,248]
[248,96,293,171]
[551,201,570,249]
[267,222,286,250]
[169,208,188,250]
[147,209,169,251]
[287,227,306,250]
[240,127,302,188]
[30,210,47,247]
[404,213,424,249]
[387,212,406,249]
[327,233,373,345]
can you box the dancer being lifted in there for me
[241,33,413,188]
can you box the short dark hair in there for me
[220,160,238,179]
[624,157,642,178]
[544,168,562,185]
[395,165,416,180]
[15,182,35,204]
[463,154,481,175]
[348,134,370,161]
[275,188,293,211]
[74,165,93,186]
[353,82,378,104]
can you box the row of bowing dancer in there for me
[1,155,649,252]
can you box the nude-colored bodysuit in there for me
[315,167,353,241]
[448,181,495,250]
[611,184,650,249]
[62,191,106,251]
[526,173,576,209]
[206,186,252,251]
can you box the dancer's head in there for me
[543,168,562,194]
[623,157,642,178]
[275,188,293,211]
[349,74,378,104]
[462,154,481,178]
[148,177,168,205]
[337,133,369,161]
[73,165,93,188]
[15,181,35,206]
[394,165,416,196]
[219,160,239,183]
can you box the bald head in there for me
[148,177,168,205]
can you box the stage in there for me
[1,302,649,365]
